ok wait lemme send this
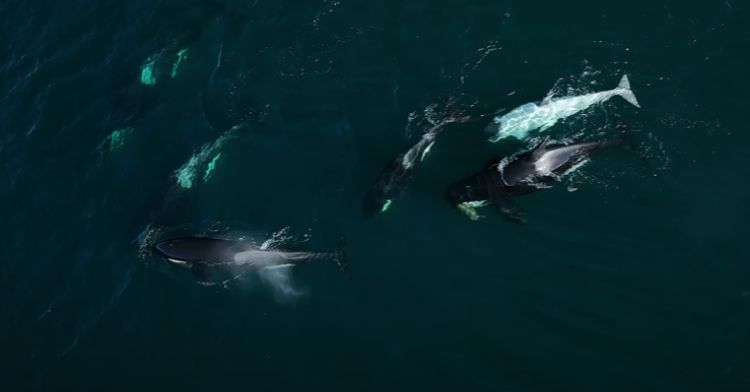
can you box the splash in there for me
[459,40,502,85]
[563,158,593,192]
[107,127,134,151]
[255,227,307,300]
[259,226,295,250]
[257,266,305,301]
[221,227,307,301]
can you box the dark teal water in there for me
[2,1,749,390]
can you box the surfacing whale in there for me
[363,115,471,216]
[153,236,348,281]
[446,125,635,223]
[485,74,640,142]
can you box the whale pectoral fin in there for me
[528,135,551,161]
[494,198,526,225]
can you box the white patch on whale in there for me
[167,258,188,265]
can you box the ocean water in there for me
[1,0,749,390]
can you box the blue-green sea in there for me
[2,1,749,390]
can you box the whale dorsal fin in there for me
[528,136,551,161]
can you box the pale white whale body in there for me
[486,74,640,142]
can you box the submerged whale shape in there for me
[485,74,640,142]
[153,237,348,279]
[446,127,633,222]
[363,115,471,216]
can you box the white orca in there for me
[486,75,640,142]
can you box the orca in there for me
[363,115,471,216]
[485,74,640,142]
[153,236,348,280]
[446,126,635,223]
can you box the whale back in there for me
[499,136,550,185]
[534,141,606,175]
[154,237,241,264]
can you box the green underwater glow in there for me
[108,127,135,151]
[140,57,157,85]
[174,126,242,189]
[176,154,200,189]
[171,48,189,78]
[203,153,222,183]
[380,199,393,213]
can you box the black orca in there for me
[153,236,348,281]
[363,115,471,217]
[445,127,633,223]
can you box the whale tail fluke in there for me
[616,74,641,108]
